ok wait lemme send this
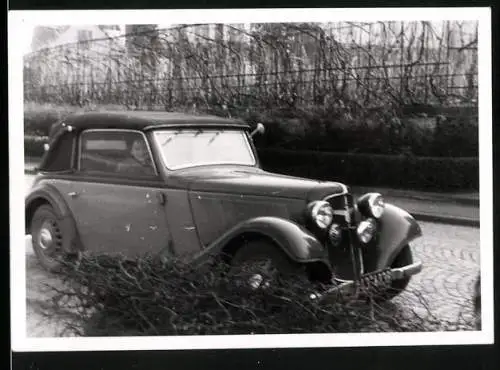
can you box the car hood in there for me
[173,166,347,200]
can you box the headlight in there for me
[357,218,377,243]
[357,193,385,219]
[308,201,334,229]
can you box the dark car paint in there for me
[190,216,330,267]
[26,176,330,265]
[189,190,302,247]
[364,204,423,271]
[62,180,172,257]
[27,171,422,277]
[27,112,423,280]
[173,166,346,200]
[380,205,422,268]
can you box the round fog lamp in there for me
[357,219,377,243]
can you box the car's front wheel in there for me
[229,240,305,290]
[30,205,71,272]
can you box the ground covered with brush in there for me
[38,254,477,337]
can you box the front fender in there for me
[25,183,81,254]
[372,203,422,270]
[191,216,329,266]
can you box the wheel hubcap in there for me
[38,227,53,249]
[36,220,62,255]
[241,259,275,289]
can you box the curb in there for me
[411,212,479,228]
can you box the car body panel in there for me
[162,187,202,256]
[190,216,330,266]
[177,166,346,200]
[189,191,304,247]
[59,178,172,258]
[362,203,423,271]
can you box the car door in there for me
[64,129,173,259]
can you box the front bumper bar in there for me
[390,261,423,280]
[311,261,423,302]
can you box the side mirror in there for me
[250,122,265,138]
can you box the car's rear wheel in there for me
[30,205,71,272]
[229,240,305,290]
[376,244,413,301]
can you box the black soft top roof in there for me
[58,111,250,133]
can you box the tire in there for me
[377,245,413,301]
[30,205,69,272]
[229,240,304,290]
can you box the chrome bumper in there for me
[390,261,423,280]
[311,261,423,302]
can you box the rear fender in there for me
[191,216,330,267]
[373,203,423,270]
[25,184,82,254]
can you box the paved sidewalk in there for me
[354,191,479,227]
[351,186,479,227]
[351,186,479,207]
[24,157,479,227]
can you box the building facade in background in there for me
[31,25,124,52]
[24,21,478,108]
[25,25,126,97]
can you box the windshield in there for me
[153,128,256,170]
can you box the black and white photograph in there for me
[9,8,493,351]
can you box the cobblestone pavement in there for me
[393,221,480,327]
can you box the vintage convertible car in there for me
[25,111,423,301]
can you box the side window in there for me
[79,130,156,177]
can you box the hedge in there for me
[247,106,478,158]
[257,148,479,191]
[38,254,476,336]
[24,136,478,191]
[24,103,479,158]
[25,135,48,158]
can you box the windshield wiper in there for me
[208,130,223,144]
[162,130,181,146]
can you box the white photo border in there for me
[9,7,493,352]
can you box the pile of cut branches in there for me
[38,254,477,336]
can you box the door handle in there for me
[157,192,167,205]
[68,191,79,198]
